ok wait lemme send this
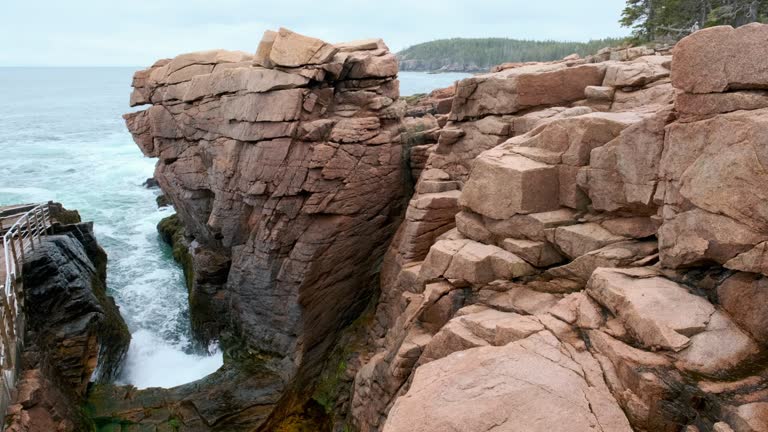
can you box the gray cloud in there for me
[1,0,629,66]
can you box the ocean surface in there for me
[0,67,468,389]
[398,71,471,95]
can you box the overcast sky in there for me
[1,0,630,67]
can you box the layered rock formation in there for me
[123,28,408,429]
[347,24,768,432]
[4,208,130,432]
[116,23,768,432]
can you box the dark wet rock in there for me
[157,214,230,348]
[47,201,82,226]
[143,177,160,188]
[156,194,170,208]
[23,226,130,387]
[5,217,130,432]
[88,362,282,432]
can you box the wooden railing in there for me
[0,203,52,422]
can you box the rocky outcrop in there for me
[124,28,408,429]
[113,21,768,432]
[346,23,768,432]
[662,24,768,272]
[4,210,130,432]
[671,24,768,94]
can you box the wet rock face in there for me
[125,27,407,427]
[22,226,130,390]
[88,363,285,432]
[5,220,130,432]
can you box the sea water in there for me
[0,67,222,389]
[0,67,467,389]
[398,71,471,96]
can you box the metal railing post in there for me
[16,236,23,268]
[24,218,33,251]
[33,208,42,247]
[44,204,52,235]
[2,238,10,298]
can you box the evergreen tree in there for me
[621,0,768,41]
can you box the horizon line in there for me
[0,65,144,68]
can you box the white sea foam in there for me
[0,68,222,389]
[119,329,222,389]
[0,187,57,203]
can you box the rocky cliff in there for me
[350,24,768,432]
[120,24,768,432]
[123,28,408,429]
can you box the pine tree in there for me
[620,0,768,42]
[621,0,656,40]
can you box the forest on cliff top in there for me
[396,38,625,72]
[622,0,768,40]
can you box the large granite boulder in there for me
[579,108,674,213]
[586,267,714,351]
[675,90,768,117]
[587,267,759,377]
[460,151,560,219]
[717,272,768,345]
[658,108,768,268]
[725,241,768,277]
[603,56,670,88]
[268,27,338,67]
[449,62,606,121]
[672,23,768,94]
[383,331,632,432]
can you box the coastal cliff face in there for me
[124,28,407,429]
[118,24,768,432]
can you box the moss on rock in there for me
[270,296,378,432]
[48,201,82,225]
[156,194,171,208]
[157,214,193,291]
[272,400,331,432]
